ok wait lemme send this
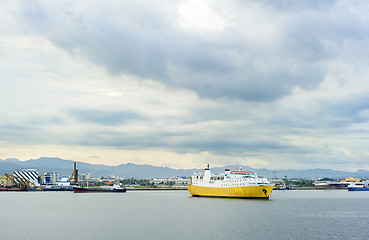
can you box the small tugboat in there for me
[187,165,274,199]
[73,183,126,193]
[348,181,369,191]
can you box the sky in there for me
[1,0,369,171]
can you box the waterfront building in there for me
[314,177,336,187]
[40,172,59,185]
[150,177,191,187]
[78,172,91,182]
[314,178,350,188]
[13,169,40,187]
[56,177,71,187]
[340,177,360,182]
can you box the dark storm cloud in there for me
[63,119,309,157]
[68,108,144,126]
[15,0,365,102]
[277,94,369,131]
[0,113,66,144]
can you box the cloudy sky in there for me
[1,0,369,171]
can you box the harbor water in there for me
[1,190,369,240]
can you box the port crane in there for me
[68,162,78,185]
[4,174,36,190]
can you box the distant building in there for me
[340,177,360,182]
[40,172,59,185]
[79,172,91,182]
[150,177,191,186]
[314,177,335,187]
[56,177,71,187]
[269,179,284,185]
[314,177,349,188]
[13,169,40,187]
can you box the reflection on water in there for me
[1,190,369,240]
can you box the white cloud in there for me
[1,0,369,171]
[178,0,226,31]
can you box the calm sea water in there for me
[1,190,369,240]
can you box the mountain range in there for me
[1,157,369,179]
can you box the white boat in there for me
[187,165,274,199]
[347,181,369,191]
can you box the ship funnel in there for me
[203,164,211,181]
[205,164,210,170]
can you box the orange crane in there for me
[4,174,36,190]
[68,162,78,185]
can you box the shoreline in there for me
[1,186,352,192]
[125,187,188,191]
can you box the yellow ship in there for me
[187,165,274,199]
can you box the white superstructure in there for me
[191,165,271,188]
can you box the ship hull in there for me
[348,187,369,191]
[73,187,126,193]
[0,186,28,191]
[187,184,274,199]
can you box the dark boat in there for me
[73,185,126,193]
[0,186,28,191]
